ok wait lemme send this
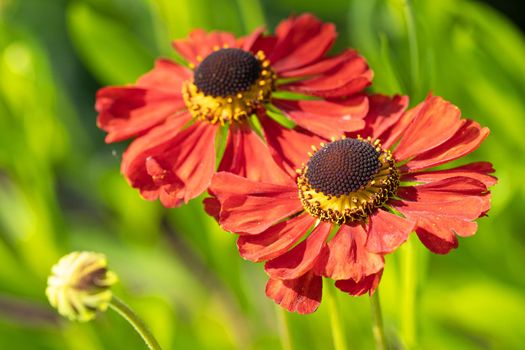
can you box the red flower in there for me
[208,94,496,313]
[96,14,372,207]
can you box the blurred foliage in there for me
[0,0,524,349]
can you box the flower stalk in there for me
[370,290,387,350]
[325,280,348,350]
[400,237,417,348]
[109,296,162,350]
[275,305,293,350]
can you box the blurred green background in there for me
[1,0,524,349]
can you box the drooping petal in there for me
[218,124,293,186]
[96,59,190,143]
[365,209,416,254]
[121,114,193,183]
[266,271,322,314]
[259,112,324,176]
[401,162,497,188]
[390,197,485,220]
[278,49,359,78]
[269,14,336,73]
[358,94,409,141]
[397,176,489,203]
[237,213,316,262]
[414,215,474,254]
[122,119,218,207]
[394,95,463,161]
[335,271,382,296]
[142,156,185,207]
[272,95,367,139]
[403,120,490,172]
[136,59,192,91]
[172,29,236,65]
[203,197,221,221]
[96,89,186,143]
[397,177,492,220]
[209,172,302,234]
[279,55,372,98]
[265,221,332,280]
[391,189,488,254]
[164,123,218,203]
[318,224,384,281]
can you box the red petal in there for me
[209,172,302,234]
[172,29,236,64]
[237,214,316,262]
[402,162,497,188]
[319,224,384,281]
[414,216,461,254]
[239,27,265,52]
[403,120,490,171]
[399,177,493,221]
[203,197,220,221]
[96,59,189,143]
[259,112,324,177]
[121,115,192,201]
[379,98,423,149]
[417,212,479,240]
[280,55,372,98]
[163,123,218,203]
[142,156,185,207]
[272,95,368,139]
[397,176,488,203]
[121,114,192,173]
[392,177,489,254]
[96,87,186,143]
[279,49,359,78]
[218,125,293,186]
[270,14,336,72]
[136,59,191,91]
[122,120,218,207]
[366,209,416,254]
[394,95,464,161]
[266,272,322,314]
[335,271,383,296]
[359,94,409,142]
[248,35,277,57]
[209,31,237,49]
[391,197,484,220]
[265,221,332,280]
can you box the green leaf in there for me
[67,2,155,85]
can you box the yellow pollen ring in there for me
[182,50,276,125]
[297,137,399,225]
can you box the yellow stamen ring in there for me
[182,50,276,125]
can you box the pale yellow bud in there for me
[46,251,117,322]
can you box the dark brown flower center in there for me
[305,138,381,197]
[297,137,399,224]
[194,48,261,97]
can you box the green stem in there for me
[403,0,420,96]
[400,237,417,349]
[370,290,387,350]
[275,305,292,350]
[324,280,347,350]
[235,0,266,32]
[109,296,162,350]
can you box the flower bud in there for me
[46,251,117,322]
